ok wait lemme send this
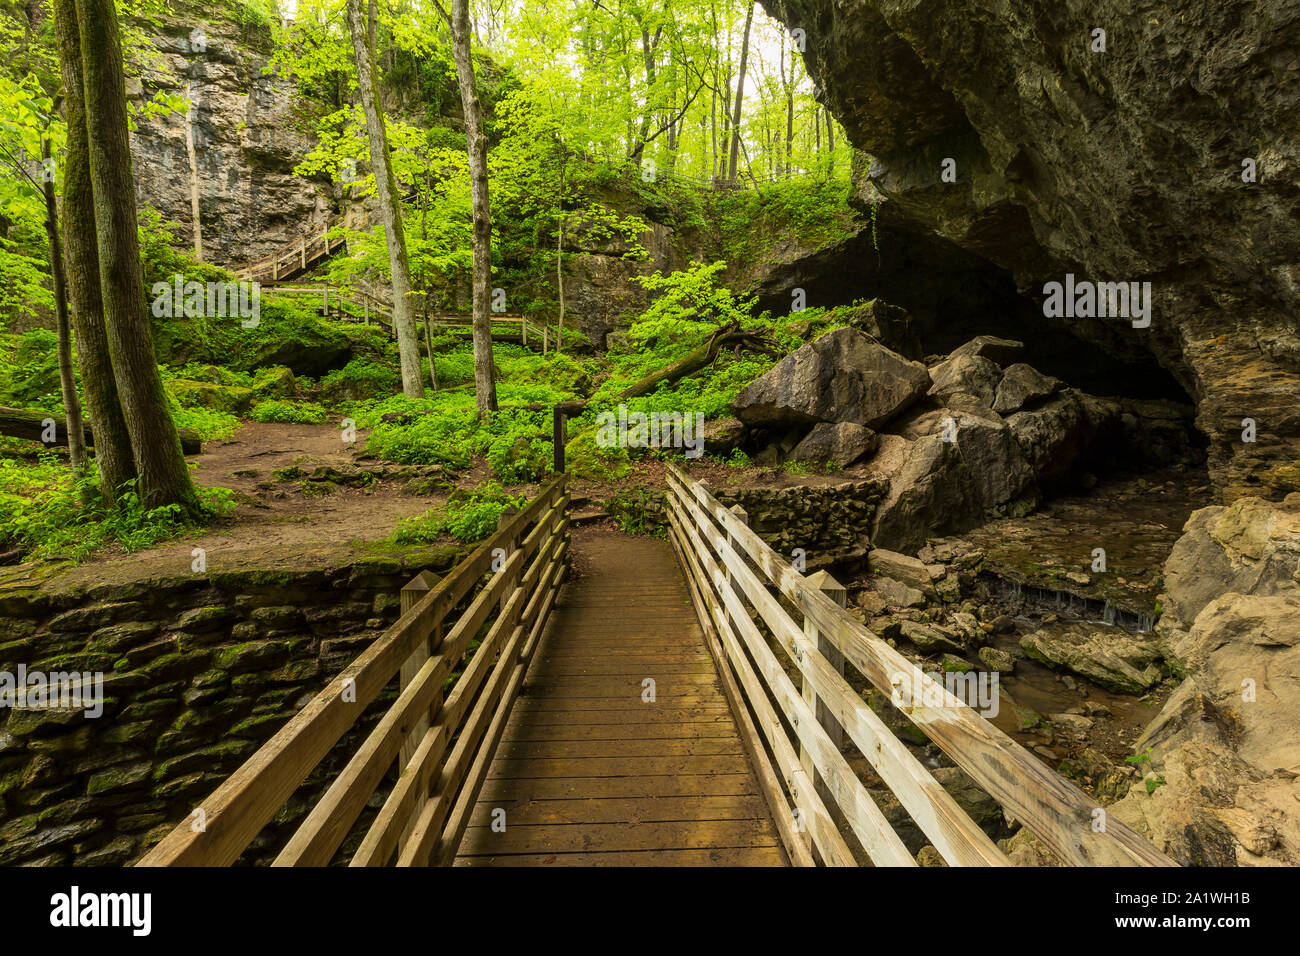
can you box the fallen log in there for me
[0,406,203,455]
[616,323,776,401]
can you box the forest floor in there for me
[81,422,437,568]
[70,421,875,571]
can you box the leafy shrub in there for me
[0,455,236,561]
[250,400,330,424]
[392,482,526,544]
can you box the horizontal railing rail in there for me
[138,476,570,867]
[663,463,1176,868]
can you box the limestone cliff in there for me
[127,12,331,266]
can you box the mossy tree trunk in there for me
[41,137,86,478]
[75,0,198,513]
[52,0,136,503]
[344,0,425,399]
[447,0,498,413]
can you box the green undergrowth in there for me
[0,455,237,562]
[391,482,527,544]
[250,399,331,424]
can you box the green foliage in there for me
[392,482,526,544]
[250,399,330,424]
[0,454,236,561]
[0,329,63,409]
[606,487,663,537]
[319,358,400,403]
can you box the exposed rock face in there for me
[760,0,1300,504]
[731,328,931,429]
[1105,494,1300,864]
[128,16,331,266]
[1162,495,1300,626]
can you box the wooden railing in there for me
[260,282,557,352]
[138,477,570,867]
[238,226,342,284]
[663,463,1175,868]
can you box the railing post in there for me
[801,569,847,806]
[553,406,566,474]
[399,569,441,770]
[300,236,307,270]
[724,504,747,639]
[495,505,520,616]
[323,284,329,315]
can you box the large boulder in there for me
[788,421,879,467]
[1004,390,1093,485]
[992,363,1061,415]
[731,328,930,429]
[1162,495,1300,627]
[842,299,923,360]
[948,335,1024,366]
[1019,624,1164,695]
[927,353,1002,408]
[870,435,980,553]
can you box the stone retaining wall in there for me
[0,544,462,866]
[608,478,887,566]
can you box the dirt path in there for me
[89,422,440,565]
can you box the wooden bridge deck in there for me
[454,530,785,866]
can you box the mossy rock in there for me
[213,640,291,673]
[166,378,255,414]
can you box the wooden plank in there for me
[669,464,1176,868]
[455,847,785,867]
[456,819,779,855]
[465,795,772,827]
[502,722,739,742]
[489,738,743,759]
[476,773,761,802]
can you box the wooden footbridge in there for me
[139,466,1175,867]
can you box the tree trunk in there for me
[185,82,203,260]
[41,137,87,478]
[449,0,498,413]
[727,2,754,181]
[345,0,424,398]
[53,0,136,503]
[555,160,564,354]
[618,326,772,400]
[79,0,198,513]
